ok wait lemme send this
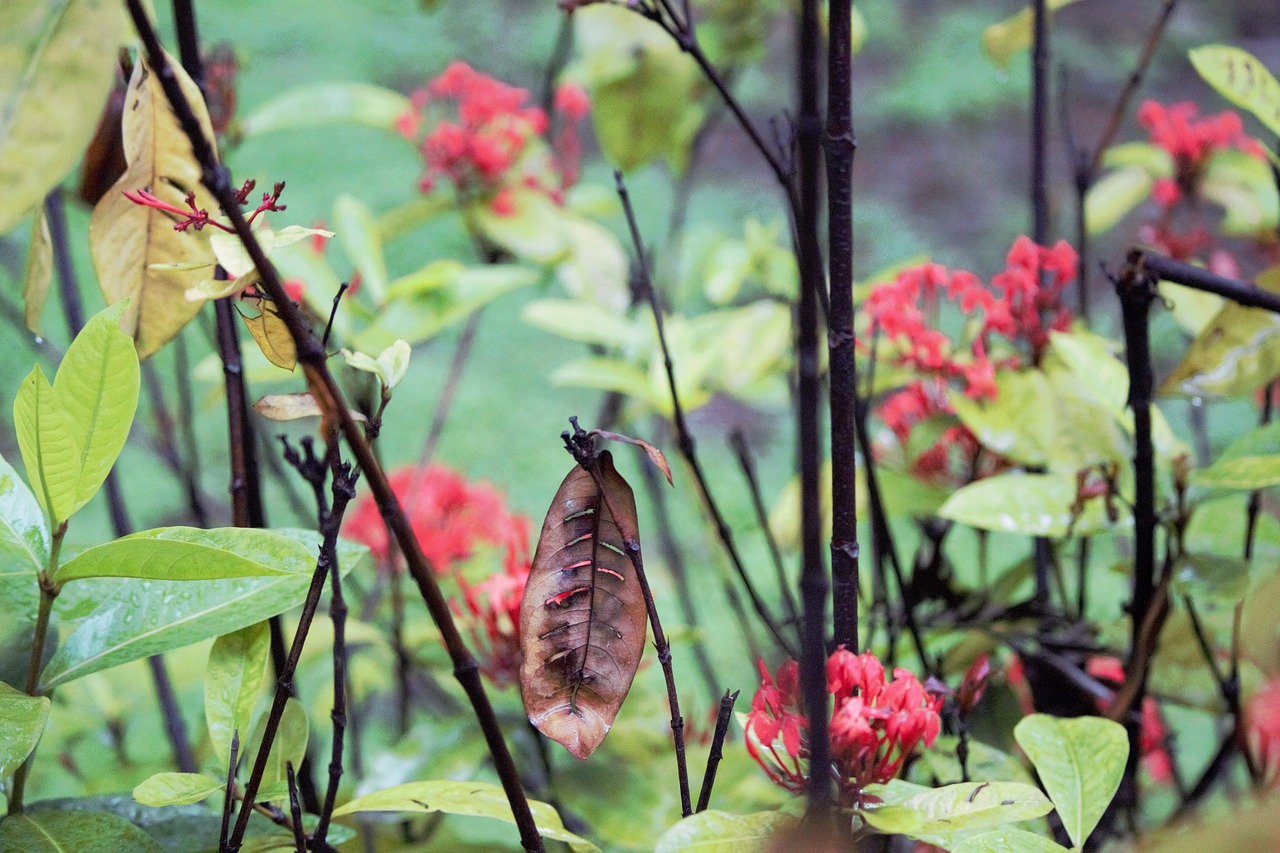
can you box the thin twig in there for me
[285,762,307,853]
[122,9,544,847]
[614,170,797,658]
[728,430,800,627]
[695,689,739,812]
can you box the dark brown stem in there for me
[285,762,306,853]
[1128,249,1280,312]
[575,443,692,817]
[122,8,544,846]
[219,731,239,852]
[795,0,831,816]
[1031,0,1049,245]
[695,689,739,812]
[826,0,859,653]
[614,170,797,658]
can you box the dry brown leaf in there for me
[519,451,647,759]
[88,49,219,359]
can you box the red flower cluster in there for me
[867,237,1077,480]
[398,61,588,211]
[745,649,942,806]
[343,465,532,686]
[1247,677,1280,787]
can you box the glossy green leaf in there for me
[244,697,309,802]
[982,0,1082,69]
[206,621,271,766]
[22,208,52,333]
[0,451,50,574]
[1172,551,1251,603]
[331,780,600,852]
[54,526,315,585]
[860,781,1053,836]
[39,535,365,689]
[1160,265,1280,398]
[1014,714,1128,848]
[938,472,1077,537]
[653,809,798,853]
[333,193,388,303]
[1189,45,1280,139]
[0,684,50,778]
[1191,455,1280,491]
[950,828,1070,853]
[1048,330,1128,414]
[1085,166,1152,234]
[132,771,224,806]
[240,82,413,136]
[0,810,163,852]
[0,0,127,234]
[13,364,79,527]
[950,370,1053,466]
[53,301,140,516]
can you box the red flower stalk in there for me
[745,649,942,807]
[123,178,285,233]
[399,62,588,210]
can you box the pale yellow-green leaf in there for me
[1085,166,1152,234]
[132,771,223,806]
[1189,45,1280,139]
[13,365,79,527]
[376,339,411,389]
[982,0,1082,69]
[860,780,1053,836]
[331,780,599,852]
[1159,281,1225,335]
[333,194,387,303]
[654,809,797,853]
[88,51,219,359]
[0,0,126,234]
[53,302,140,516]
[555,215,630,313]
[185,268,260,303]
[21,208,52,334]
[239,301,296,371]
[206,621,270,766]
[240,82,412,136]
[253,393,321,421]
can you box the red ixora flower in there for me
[866,237,1077,481]
[397,61,588,211]
[452,544,530,688]
[744,649,942,807]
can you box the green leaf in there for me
[1048,330,1128,414]
[22,208,52,333]
[54,526,315,585]
[331,780,600,852]
[950,370,1053,467]
[860,781,1053,836]
[39,534,365,689]
[240,82,413,136]
[551,358,655,407]
[0,0,127,234]
[13,365,79,527]
[0,685,50,778]
[1014,714,1128,849]
[132,772,224,807]
[1085,167,1153,234]
[0,451,50,574]
[1172,551,1251,603]
[522,299,642,350]
[981,0,1082,69]
[1201,149,1279,235]
[53,301,141,517]
[333,193,388,304]
[205,621,271,766]
[950,828,1070,853]
[653,809,798,853]
[470,189,571,264]
[1160,265,1280,399]
[0,810,163,852]
[1159,282,1225,335]
[1101,141,1174,174]
[938,472,1078,537]
[554,216,631,313]
[1191,455,1280,491]
[1189,46,1280,140]
[244,697,309,802]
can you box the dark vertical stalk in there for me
[614,171,796,658]
[825,0,859,654]
[695,689,739,812]
[1031,0,1049,246]
[218,732,239,851]
[1115,250,1159,817]
[285,763,306,853]
[796,0,831,815]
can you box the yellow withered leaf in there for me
[89,50,219,360]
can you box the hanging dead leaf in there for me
[88,49,219,359]
[519,450,647,759]
[21,209,52,334]
[240,298,297,370]
[591,428,673,485]
[253,393,366,425]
